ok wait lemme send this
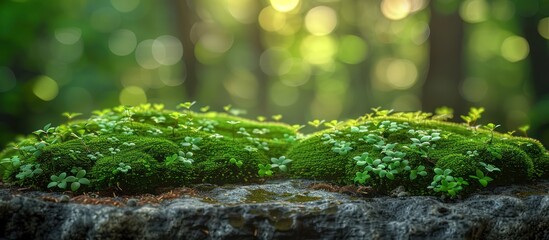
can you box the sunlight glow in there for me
[460,0,488,23]
[384,59,418,90]
[270,0,299,13]
[109,29,137,56]
[338,35,368,64]
[500,36,529,62]
[381,0,411,20]
[259,7,287,32]
[300,35,337,65]
[119,86,147,106]
[152,35,183,66]
[135,40,161,69]
[32,76,58,101]
[538,17,549,40]
[54,28,82,45]
[227,0,258,24]
[305,6,337,36]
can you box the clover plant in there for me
[428,168,468,197]
[270,156,292,172]
[16,163,43,180]
[181,136,202,150]
[258,164,273,177]
[48,169,90,192]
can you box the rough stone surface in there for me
[1,180,549,240]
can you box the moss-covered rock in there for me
[0,104,547,198]
[0,104,296,193]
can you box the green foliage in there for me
[469,169,493,187]
[258,164,273,177]
[428,168,469,198]
[48,169,90,192]
[460,107,484,126]
[433,107,454,121]
[0,103,547,198]
[16,163,43,180]
[270,156,292,172]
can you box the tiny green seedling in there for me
[200,106,210,112]
[482,123,500,144]
[433,106,454,121]
[258,164,273,177]
[308,119,325,128]
[324,120,341,129]
[272,114,283,121]
[270,156,292,172]
[518,125,529,137]
[469,169,493,187]
[177,101,196,110]
[62,112,82,121]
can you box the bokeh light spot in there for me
[194,42,223,65]
[460,0,488,23]
[270,0,299,13]
[152,35,184,65]
[32,76,59,101]
[260,48,291,76]
[259,7,287,32]
[305,6,337,36]
[460,77,488,102]
[279,59,311,87]
[338,35,368,64]
[223,70,258,100]
[500,36,529,62]
[159,65,185,87]
[386,59,418,89]
[135,40,161,69]
[54,28,81,45]
[198,32,234,54]
[300,35,337,65]
[538,17,549,40]
[270,81,299,106]
[110,0,140,13]
[227,0,258,24]
[109,29,137,56]
[119,86,147,106]
[0,66,17,93]
[381,0,411,20]
[90,7,121,32]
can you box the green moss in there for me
[1,104,548,197]
[435,154,477,177]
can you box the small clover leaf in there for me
[258,164,273,177]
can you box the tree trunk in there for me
[422,6,466,116]
[172,0,199,100]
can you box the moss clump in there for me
[287,113,549,197]
[0,104,548,198]
[0,104,296,193]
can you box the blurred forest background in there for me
[0,0,548,148]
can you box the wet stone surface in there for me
[1,179,549,239]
